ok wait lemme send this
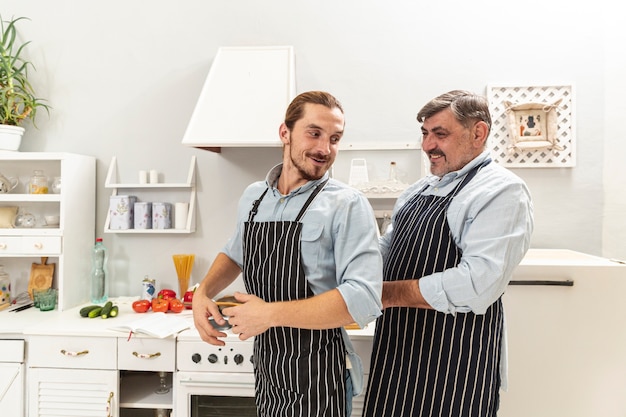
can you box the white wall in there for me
[4,1,623,296]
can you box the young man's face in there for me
[280,103,344,182]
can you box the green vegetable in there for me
[100,301,114,319]
[109,305,119,318]
[79,305,101,318]
[88,307,102,318]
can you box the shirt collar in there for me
[265,163,329,197]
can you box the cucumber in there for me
[79,305,101,318]
[88,307,102,318]
[109,305,119,318]
[100,301,114,319]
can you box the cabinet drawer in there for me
[117,337,175,372]
[0,236,62,255]
[0,237,23,254]
[21,236,62,255]
[28,335,116,370]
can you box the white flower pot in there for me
[0,125,25,151]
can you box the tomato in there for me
[132,300,151,313]
[151,297,169,312]
[158,289,176,300]
[168,298,184,313]
[183,290,194,309]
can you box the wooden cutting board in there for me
[27,257,55,299]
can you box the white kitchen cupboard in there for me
[499,249,626,417]
[104,156,196,234]
[0,152,95,311]
[28,335,118,416]
[118,337,176,416]
[0,339,25,417]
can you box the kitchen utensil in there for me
[0,173,19,193]
[27,257,54,299]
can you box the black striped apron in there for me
[243,180,346,417]
[363,159,502,417]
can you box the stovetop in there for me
[177,326,255,373]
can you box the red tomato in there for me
[183,290,194,309]
[132,300,151,313]
[151,297,169,312]
[158,289,176,300]
[168,298,184,313]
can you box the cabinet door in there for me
[28,368,117,417]
[0,363,24,417]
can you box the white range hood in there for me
[181,46,296,152]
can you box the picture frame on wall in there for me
[487,84,575,168]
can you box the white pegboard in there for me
[487,84,576,167]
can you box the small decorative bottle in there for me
[388,161,399,182]
[90,238,109,303]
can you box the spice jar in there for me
[29,170,49,194]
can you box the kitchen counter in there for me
[2,249,623,339]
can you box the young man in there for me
[363,90,534,417]
[193,91,382,417]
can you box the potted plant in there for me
[0,15,50,151]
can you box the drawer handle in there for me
[34,242,44,249]
[60,349,89,357]
[106,391,114,417]
[0,243,6,250]
[133,351,162,359]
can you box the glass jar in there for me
[29,170,49,194]
[51,176,62,194]
[0,265,10,308]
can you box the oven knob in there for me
[208,353,218,364]
[191,353,201,363]
[234,354,244,365]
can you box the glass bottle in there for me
[29,170,49,194]
[90,238,109,303]
[388,161,398,182]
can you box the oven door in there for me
[176,371,257,417]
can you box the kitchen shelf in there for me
[104,156,196,234]
[119,371,173,409]
[0,152,96,311]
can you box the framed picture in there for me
[487,84,575,168]
[504,100,563,152]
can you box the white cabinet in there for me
[118,337,176,416]
[28,335,118,417]
[499,249,626,417]
[0,152,95,311]
[0,339,25,417]
[104,156,196,234]
[28,368,117,417]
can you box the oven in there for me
[175,328,257,417]
[175,325,375,417]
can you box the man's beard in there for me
[289,149,328,181]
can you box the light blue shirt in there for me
[222,163,383,395]
[222,163,383,326]
[381,150,534,314]
[380,151,533,390]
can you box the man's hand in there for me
[221,292,273,341]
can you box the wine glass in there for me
[154,371,170,394]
